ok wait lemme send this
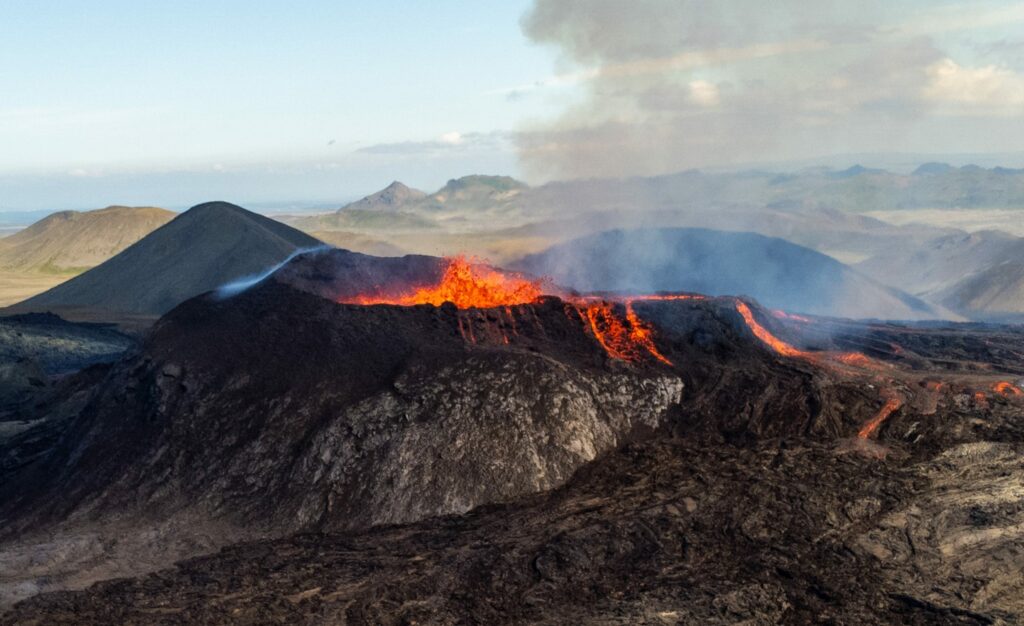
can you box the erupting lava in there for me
[342,256,683,366]
[346,256,544,309]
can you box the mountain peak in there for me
[0,206,175,274]
[438,175,527,194]
[912,162,954,176]
[829,164,884,179]
[182,201,248,216]
[340,182,427,213]
[15,202,321,316]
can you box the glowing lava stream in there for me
[858,394,903,439]
[734,301,810,359]
[734,299,907,440]
[579,301,674,366]
[734,300,879,372]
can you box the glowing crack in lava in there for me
[346,256,543,309]
[625,301,673,366]
[579,301,673,366]
[993,381,1023,397]
[858,394,903,439]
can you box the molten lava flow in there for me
[583,303,633,362]
[346,256,543,309]
[858,394,902,439]
[993,381,1023,397]
[625,302,673,366]
[578,301,674,366]
[772,310,812,323]
[735,301,878,370]
[734,301,810,359]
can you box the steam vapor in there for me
[215,245,333,299]
[516,0,974,179]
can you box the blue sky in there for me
[1,2,555,170]
[3,1,1024,210]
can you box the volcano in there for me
[513,228,951,320]
[2,250,1023,622]
[10,202,321,320]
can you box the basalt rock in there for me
[4,250,1024,620]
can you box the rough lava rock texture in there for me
[5,437,1022,625]
[3,248,1024,623]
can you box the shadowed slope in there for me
[12,202,320,317]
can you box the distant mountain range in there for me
[282,165,1024,229]
[0,202,947,323]
[282,175,530,232]
[0,206,173,273]
[5,162,1024,322]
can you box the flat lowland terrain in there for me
[0,272,74,308]
[867,208,1024,235]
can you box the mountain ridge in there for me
[0,206,174,273]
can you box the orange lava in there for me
[993,381,1023,397]
[772,309,812,323]
[625,302,673,366]
[834,352,874,368]
[580,302,673,365]
[632,294,708,302]
[346,256,543,309]
[858,394,902,439]
[735,301,879,370]
[734,301,810,359]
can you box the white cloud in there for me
[66,167,103,178]
[439,131,464,145]
[687,80,720,107]
[925,58,1024,111]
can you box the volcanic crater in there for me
[2,249,1024,622]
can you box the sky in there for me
[2,1,1024,211]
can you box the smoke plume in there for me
[515,0,1012,179]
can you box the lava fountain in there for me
[345,255,544,309]
[340,256,682,365]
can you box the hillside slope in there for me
[0,206,173,272]
[12,202,321,317]
[514,228,951,320]
[937,260,1024,321]
[855,230,1021,297]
